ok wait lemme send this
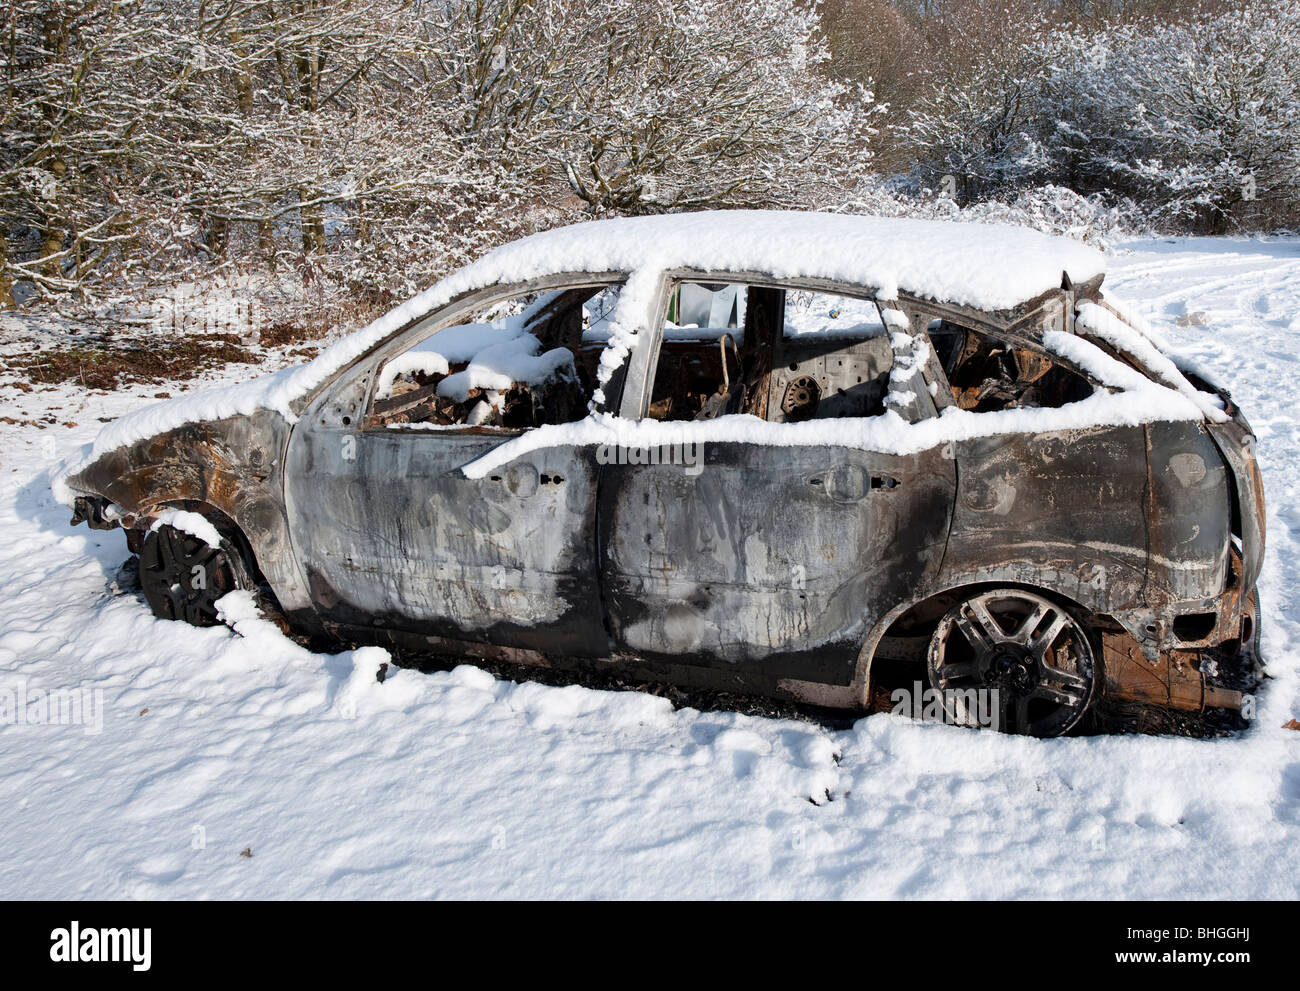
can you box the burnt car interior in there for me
[367,284,619,430]
[928,320,1095,411]
[646,282,894,422]
[367,279,1098,431]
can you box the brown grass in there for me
[11,334,258,391]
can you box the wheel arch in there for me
[854,578,1112,704]
[136,498,265,583]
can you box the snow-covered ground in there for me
[0,235,1298,899]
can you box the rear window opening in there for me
[929,320,1094,412]
[646,282,893,423]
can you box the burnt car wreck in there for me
[56,212,1265,736]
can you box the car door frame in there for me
[596,269,960,701]
[282,270,629,655]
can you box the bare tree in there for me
[2,0,880,308]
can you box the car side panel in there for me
[940,425,1151,616]
[283,408,610,655]
[597,443,955,685]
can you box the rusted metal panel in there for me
[1101,629,1243,712]
[63,411,313,614]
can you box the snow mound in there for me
[149,510,223,549]
[436,335,576,404]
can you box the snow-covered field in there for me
[0,235,1298,899]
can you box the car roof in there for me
[468,210,1105,313]
[288,212,1108,414]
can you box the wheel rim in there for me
[926,589,1096,737]
[138,524,241,627]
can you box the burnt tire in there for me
[138,522,251,627]
[926,588,1098,737]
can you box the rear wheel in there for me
[138,522,250,627]
[926,588,1097,737]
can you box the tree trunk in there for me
[260,218,276,270]
[300,188,325,256]
[208,215,229,259]
[0,236,14,309]
[232,32,254,115]
[355,177,369,245]
[40,220,64,282]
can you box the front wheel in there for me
[926,588,1098,737]
[138,522,251,627]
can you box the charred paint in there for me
[60,267,1265,724]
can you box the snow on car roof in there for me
[474,210,1107,308]
[58,211,1107,487]
[284,212,1104,413]
[258,212,1104,405]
